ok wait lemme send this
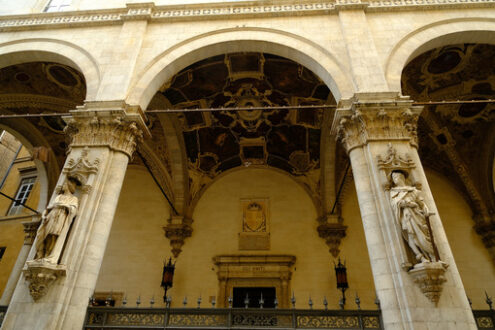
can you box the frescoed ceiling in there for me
[147,52,335,205]
[402,43,495,215]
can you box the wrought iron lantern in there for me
[334,258,348,309]
[161,257,175,302]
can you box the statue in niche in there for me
[389,170,437,264]
[33,178,79,265]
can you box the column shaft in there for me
[333,94,476,329]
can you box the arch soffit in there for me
[128,27,353,109]
[385,18,495,92]
[0,38,101,100]
[0,121,54,212]
[187,166,320,220]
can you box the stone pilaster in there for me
[2,102,146,330]
[332,93,476,329]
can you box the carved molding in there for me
[333,96,423,153]
[317,215,347,257]
[22,217,41,245]
[0,94,77,112]
[64,115,143,159]
[163,216,193,258]
[408,262,448,305]
[0,0,494,31]
[23,261,66,301]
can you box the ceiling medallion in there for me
[222,83,277,132]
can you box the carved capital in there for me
[332,95,422,153]
[408,262,448,305]
[64,115,143,158]
[22,216,41,245]
[164,216,193,258]
[317,217,347,257]
[23,261,66,301]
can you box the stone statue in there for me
[34,178,79,264]
[389,170,437,264]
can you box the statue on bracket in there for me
[389,170,437,264]
[378,144,448,305]
[33,177,79,264]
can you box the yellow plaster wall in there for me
[171,168,375,309]
[95,165,171,305]
[0,145,40,297]
[426,169,495,309]
[0,217,29,298]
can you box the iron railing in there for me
[0,305,493,329]
[473,310,495,329]
[83,307,383,329]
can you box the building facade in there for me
[0,0,494,329]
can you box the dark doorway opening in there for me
[233,287,276,308]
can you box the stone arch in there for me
[0,120,55,212]
[127,27,353,109]
[186,166,321,220]
[0,38,101,100]
[385,18,495,92]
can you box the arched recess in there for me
[186,166,322,219]
[127,27,353,109]
[0,38,101,100]
[0,122,53,212]
[385,18,495,92]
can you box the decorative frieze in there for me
[333,95,422,153]
[0,0,494,31]
[64,115,143,159]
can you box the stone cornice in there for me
[0,0,494,31]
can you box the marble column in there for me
[332,92,476,330]
[0,217,40,305]
[2,102,146,330]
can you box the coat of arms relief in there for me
[239,199,270,250]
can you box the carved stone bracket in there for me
[317,215,347,257]
[163,216,193,258]
[408,262,448,305]
[332,94,423,153]
[474,221,495,262]
[23,261,66,301]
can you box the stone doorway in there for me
[213,255,295,308]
